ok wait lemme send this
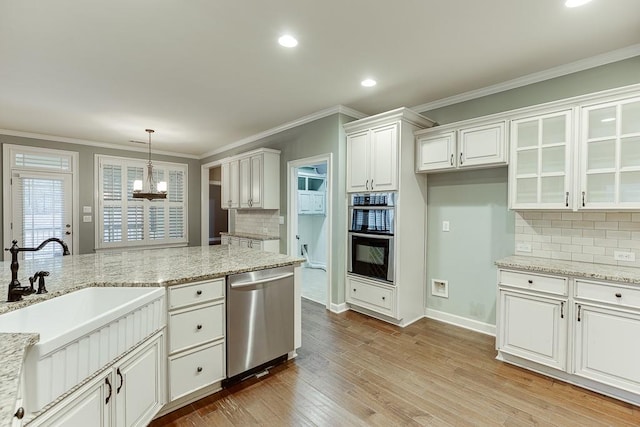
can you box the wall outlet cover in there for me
[279,216,285,225]
[83,215,92,223]
[431,279,449,298]
[516,242,532,253]
[442,221,450,232]
[614,250,636,262]
[82,206,92,213]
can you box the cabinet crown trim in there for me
[344,107,435,133]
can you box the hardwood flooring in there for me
[151,300,640,426]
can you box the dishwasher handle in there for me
[230,272,294,289]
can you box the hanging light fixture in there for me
[133,129,167,200]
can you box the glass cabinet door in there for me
[510,110,572,209]
[581,97,640,208]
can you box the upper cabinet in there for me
[346,123,398,192]
[346,108,435,193]
[579,96,640,209]
[415,119,507,173]
[509,109,573,210]
[221,148,280,210]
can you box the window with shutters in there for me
[96,155,188,249]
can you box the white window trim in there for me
[2,144,79,261]
[94,154,189,251]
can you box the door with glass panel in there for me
[510,109,573,209]
[580,97,640,209]
[10,171,73,259]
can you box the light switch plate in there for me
[279,216,285,225]
[83,215,92,223]
[83,206,92,213]
[442,221,450,232]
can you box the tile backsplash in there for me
[515,211,640,267]
[234,209,280,237]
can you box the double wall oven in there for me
[348,193,395,283]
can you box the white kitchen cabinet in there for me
[497,270,568,371]
[221,160,239,209]
[573,279,640,394]
[298,190,325,215]
[346,123,398,192]
[166,278,225,403]
[347,275,396,318]
[30,332,164,427]
[415,130,456,171]
[499,290,567,370]
[221,235,279,253]
[509,109,573,209]
[579,96,640,209]
[415,120,507,173]
[221,148,280,210]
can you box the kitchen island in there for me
[0,245,303,426]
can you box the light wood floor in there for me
[151,300,640,426]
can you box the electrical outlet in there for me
[442,221,450,232]
[516,242,532,253]
[614,250,636,262]
[278,216,285,225]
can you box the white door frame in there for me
[2,144,79,260]
[287,153,333,310]
[200,159,224,246]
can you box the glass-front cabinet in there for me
[509,109,573,209]
[580,96,640,209]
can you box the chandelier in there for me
[133,129,167,200]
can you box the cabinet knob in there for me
[527,279,533,284]
[382,296,386,300]
[196,324,203,330]
[353,288,356,292]
[196,290,203,296]
[615,293,622,298]
[197,366,203,373]
[14,407,24,420]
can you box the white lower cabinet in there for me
[221,235,279,253]
[499,290,567,370]
[30,332,164,427]
[573,280,640,395]
[166,278,226,404]
[347,275,396,318]
[498,269,640,406]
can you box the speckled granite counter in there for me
[220,232,280,240]
[0,245,303,426]
[496,255,640,285]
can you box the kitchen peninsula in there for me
[0,245,303,426]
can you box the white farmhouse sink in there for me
[0,286,165,412]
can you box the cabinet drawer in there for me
[169,340,224,401]
[575,280,640,310]
[499,270,567,296]
[168,279,224,310]
[347,276,395,316]
[169,302,224,353]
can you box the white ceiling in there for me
[1,0,639,158]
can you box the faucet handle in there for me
[35,271,49,294]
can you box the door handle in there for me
[105,377,112,404]
[450,154,453,166]
[365,180,369,190]
[460,152,463,165]
[565,192,569,207]
[116,368,123,394]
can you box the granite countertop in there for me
[0,245,303,426]
[220,232,280,241]
[496,255,640,285]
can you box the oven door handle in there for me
[349,232,394,240]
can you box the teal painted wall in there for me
[420,56,640,326]
[426,168,513,325]
[0,135,201,254]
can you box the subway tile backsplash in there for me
[234,209,280,237]
[515,211,640,267]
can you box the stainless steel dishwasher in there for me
[225,265,294,383]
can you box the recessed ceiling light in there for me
[361,79,377,87]
[278,35,298,48]
[565,0,592,7]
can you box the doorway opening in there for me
[200,161,228,246]
[288,154,332,309]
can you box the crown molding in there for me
[199,105,367,159]
[0,128,200,159]
[412,43,640,113]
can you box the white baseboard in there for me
[425,308,496,336]
[330,302,348,313]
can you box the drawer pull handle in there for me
[577,305,581,322]
[450,154,454,166]
[196,324,203,330]
[560,301,564,319]
[196,290,203,296]
[582,191,586,207]
[197,366,203,373]
[565,191,569,207]
[105,377,112,405]
[527,280,533,284]
[615,293,622,298]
